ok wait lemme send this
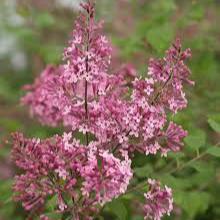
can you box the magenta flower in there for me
[144,179,173,220]
[12,132,86,212]
[148,39,194,113]
[163,122,188,154]
[81,149,132,205]
[12,132,132,217]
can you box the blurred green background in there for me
[0,0,220,219]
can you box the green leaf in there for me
[132,216,144,220]
[0,203,15,219]
[168,152,185,159]
[39,45,62,64]
[134,164,153,178]
[0,180,13,203]
[207,146,220,157]
[43,212,62,220]
[0,146,10,158]
[146,24,174,53]
[157,174,192,190]
[35,13,55,28]
[0,118,22,132]
[208,118,220,133]
[151,0,176,13]
[174,191,211,218]
[46,195,57,212]
[0,77,16,101]
[185,129,206,150]
[190,4,205,21]
[107,199,127,220]
[190,171,214,185]
[190,161,215,174]
[122,193,135,200]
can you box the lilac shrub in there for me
[12,1,193,219]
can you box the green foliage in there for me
[44,212,63,220]
[105,199,128,220]
[161,174,193,190]
[0,180,13,203]
[185,129,206,150]
[175,191,211,218]
[208,116,220,133]
[134,164,153,178]
[207,146,220,157]
[35,13,55,29]
[145,23,174,53]
[190,160,215,174]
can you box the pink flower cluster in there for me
[12,1,193,219]
[148,39,194,113]
[21,65,64,126]
[81,149,132,205]
[12,132,131,218]
[144,179,173,220]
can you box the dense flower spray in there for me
[12,1,193,219]
[144,179,173,220]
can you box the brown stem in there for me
[71,207,80,220]
[85,79,89,146]
[84,6,93,146]
[151,71,173,105]
[112,130,131,153]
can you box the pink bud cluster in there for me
[144,179,173,220]
[12,1,193,219]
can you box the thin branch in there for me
[127,142,220,194]
[84,5,93,146]
[151,71,173,105]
